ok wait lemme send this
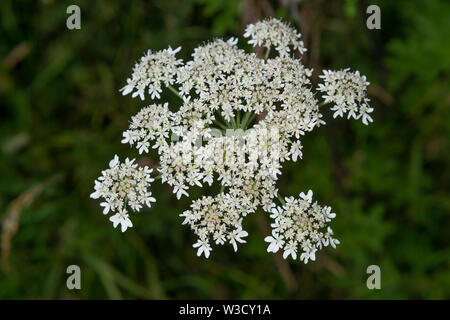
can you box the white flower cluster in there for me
[120,36,319,208]
[157,125,282,203]
[90,155,155,232]
[318,69,373,125]
[121,102,173,154]
[181,191,252,258]
[120,47,183,100]
[265,190,340,264]
[91,18,373,263]
[244,18,306,57]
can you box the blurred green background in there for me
[0,0,449,299]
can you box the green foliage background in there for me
[0,0,449,299]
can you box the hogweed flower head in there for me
[90,155,155,232]
[244,17,306,57]
[318,68,373,125]
[265,190,339,264]
[120,46,183,100]
[121,102,173,154]
[181,191,252,257]
[91,18,374,264]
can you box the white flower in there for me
[122,103,173,154]
[360,102,374,125]
[270,206,283,219]
[325,227,341,249]
[91,155,156,231]
[145,192,156,207]
[264,231,285,253]
[193,238,212,258]
[299,189,313,202]
[213,231,226,245]
[109,154,119,168]
[300,248,317,264]
[121,131,133,144]
[137,140,149,154]
[180,192,259,256]
[323,206,336,222]
[109,208,133,232]
[228,228,248,252]
[329,237,340,249]
[90,180,103,199]
[283,241,298,260]
[318,68,373,125]
[290,141,303,162]
[100,202,111,215]
[265,191,339,263]
[94,18,372,261]
[173,183,189,199]
[120,47,183,101]
[244,18,306,57]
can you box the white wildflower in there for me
[120,46,183,101]
[228,227,249,252]
[318,68,373,125]
[265,192,339,264]
[109,208,133,232]
[264,231,285,253]
[244,18,306,57]
[90,155,155,232]
[193,237,212,258]
[92,18,373,262]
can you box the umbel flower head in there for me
[90,155,155,232]
[265,190,339,264]
[119,46,183,100]
[244,17,306,57]
[318,69,373,125]
[91,18,374,264]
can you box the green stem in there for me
[218,112,233,129]
[213,120,228,131]
[264,46,271,60]
[240,112,251,129]
[167,85,183,100]
[245,113,257,128]
[277,193,286,206]
[230,115,237,129]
